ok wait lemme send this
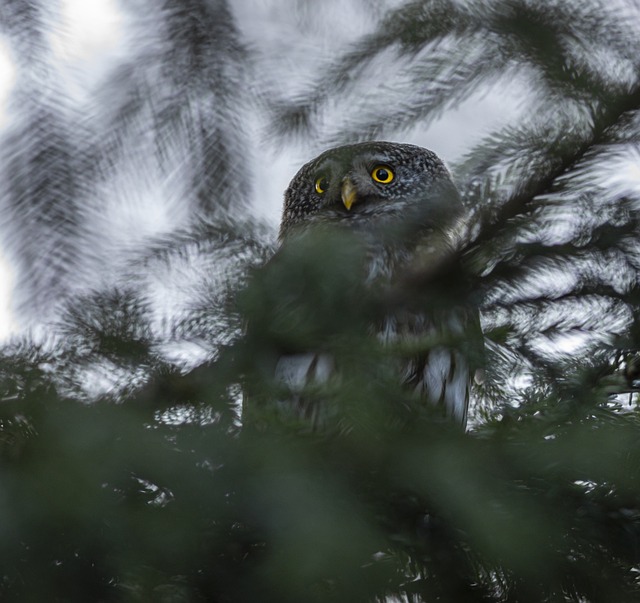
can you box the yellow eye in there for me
[315,176,328,194]
[371,166,394,184]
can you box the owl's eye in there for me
[315,176,328,194]
[371,166,394,184]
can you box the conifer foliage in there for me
[1,1,640,601]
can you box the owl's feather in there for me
[252,141,481,428]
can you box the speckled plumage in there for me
[275,141,479,427]
[280,141,460,241]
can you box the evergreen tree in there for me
[1,1,640,601]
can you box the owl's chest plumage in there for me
[260,140,480,429]
[273,237,472,426]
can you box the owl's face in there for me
[279,141,462,241]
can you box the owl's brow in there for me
[311,167,331,182]
[361,154,395,167]
[309,157,341,179]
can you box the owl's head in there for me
[279,141,462,241]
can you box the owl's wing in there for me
[399,305,482,427]
[420,347,471,425]
[274,353,335,390]
[273,353,335,424]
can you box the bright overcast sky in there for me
[0,0,532,342]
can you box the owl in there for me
[262,141,481,428]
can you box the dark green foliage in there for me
[0,232,638,602]
[2,335,640,602]
[3,0,640,601]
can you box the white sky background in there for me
[0,0,527,340]
[3,0,636,347]
[0,37,17,340]
[231,0,530,225]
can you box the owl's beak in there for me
[341,178,357,211]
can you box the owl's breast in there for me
[364,243,411,283]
